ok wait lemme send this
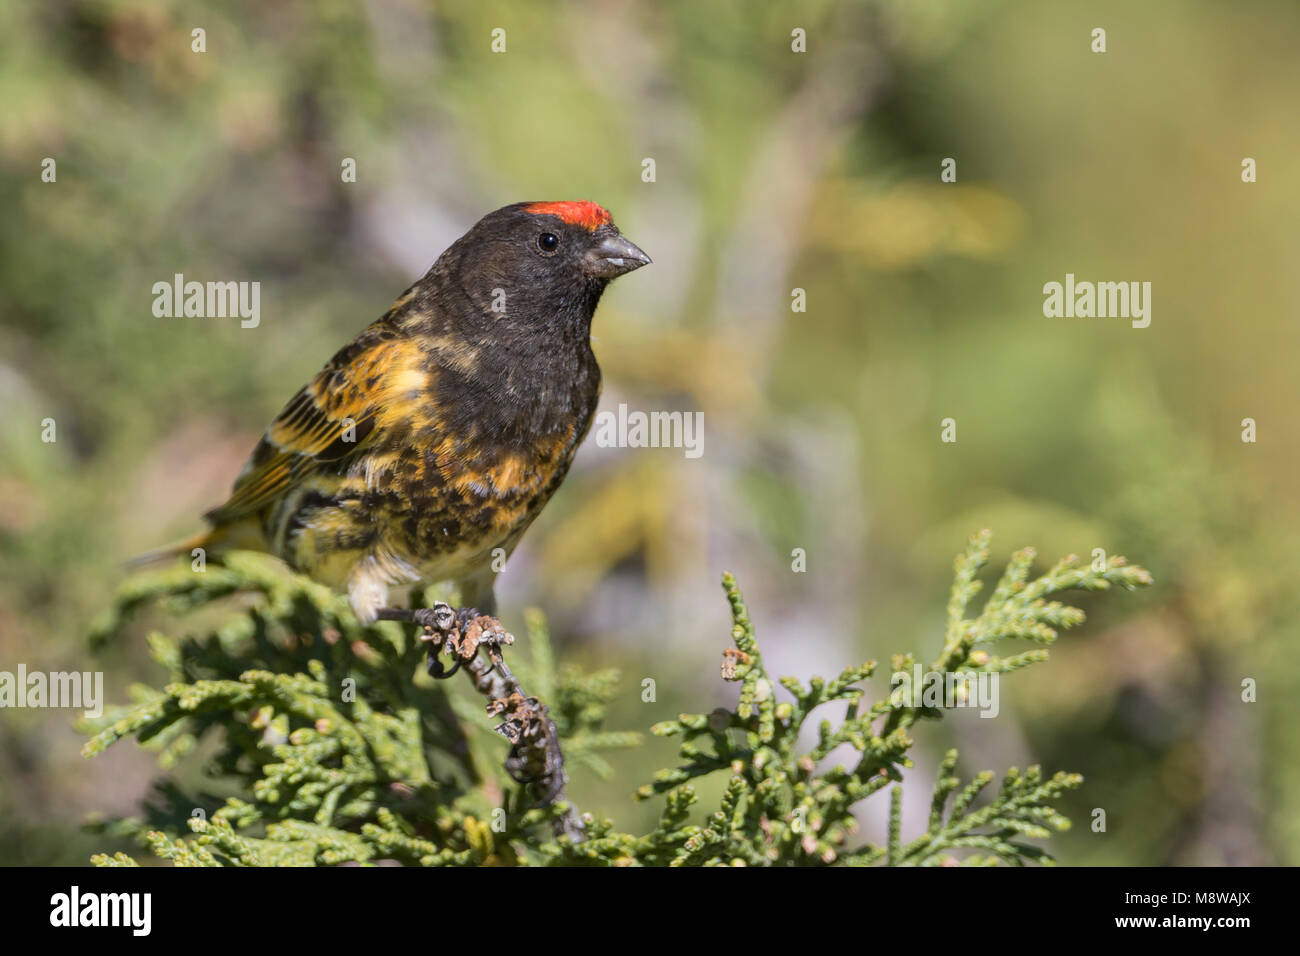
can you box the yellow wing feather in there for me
[206,329,426,525]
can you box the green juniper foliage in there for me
[84,530,1150,866]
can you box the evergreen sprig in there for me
[83,552,636,866]
[85,530,1149,866]
[623,530,1149,866]
[884,755,1082,867]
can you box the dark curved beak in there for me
[584,233,652,279]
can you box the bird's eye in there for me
[537,232,559,254]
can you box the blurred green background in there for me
[1,0,1297,865]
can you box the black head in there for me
[427,200,651,344]
[509,201,651,281]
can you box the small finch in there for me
[139,200,650,630]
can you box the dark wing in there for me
[206,324,427,526]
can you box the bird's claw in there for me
[413,602,457,637]
[416,605,513,680]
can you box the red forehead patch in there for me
[524,200,612,231]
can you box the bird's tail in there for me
[125,518,267,570]
[124,529,215,569]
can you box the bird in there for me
[137,200,650,640]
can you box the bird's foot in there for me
[376,603,513,680]
[411,603,457,633]
[376,603,458,677]
[376,604,568,810]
